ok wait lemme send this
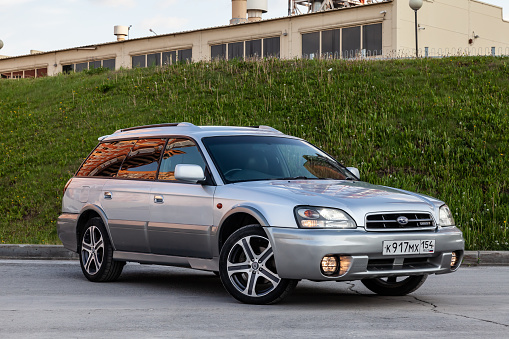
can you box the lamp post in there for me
[409,0,423,58]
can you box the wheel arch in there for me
[77,205,115,251]
[217,206,269,251]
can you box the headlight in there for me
[439,205,455,226]
[295,206,356,229]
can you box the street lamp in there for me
[409,0,423,58]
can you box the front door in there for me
[148,138,215,258]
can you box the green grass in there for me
[0,57,508,250]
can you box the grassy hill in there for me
[0,57,508,250]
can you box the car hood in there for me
[227,180,443,225]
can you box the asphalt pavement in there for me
[0,260,508,338]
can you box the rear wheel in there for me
[219,225,298,304]
[361,275,427,296]
[79,217,124,282]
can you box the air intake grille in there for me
[365,213,435,231]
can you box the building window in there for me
[62,65,73,73]
[322,29,341,59]
[178,49,193,63]
[228,42,244,60]
[212,37,280,61]
[211,44,227,60]
[263,37,280,58]
[102,59,116,70]
[132,49,192,68]
[342,26,361,59]
[75,62,88,72]
[63,58,116,73]
[162,51,176,65]
[147,53,161,67]
[302,32,320,59]
[363,23,382,56]
[132,55,146,68]
[24,69,36,78]
[89,61,101,69]
[246,39,262,58]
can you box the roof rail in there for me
[248,125,283,134]
[115,122,197,133]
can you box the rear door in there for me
[101,138,166,253]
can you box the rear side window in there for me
[158,138,206,181]
[116,139,166,180]
[76,140,136,177]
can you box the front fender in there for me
[218,205,270,228]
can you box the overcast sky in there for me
[0,0,507,57]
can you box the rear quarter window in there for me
[76,140,136,177]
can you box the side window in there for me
[116,139,167,180]
[158,138,206,181]
[76,140,136,177]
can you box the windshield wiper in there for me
[280,176,312,180]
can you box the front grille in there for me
[365,213,435,231]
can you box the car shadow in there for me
[82,264,413,308]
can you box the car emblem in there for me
[397,216,409,226]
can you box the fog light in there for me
[451,251,458,267]
[321,256,338,276]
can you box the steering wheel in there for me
[224,168,242,177]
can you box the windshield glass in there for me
[202,136,356,183]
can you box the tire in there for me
[219,225,298,305]
[361,275,427,296]
[79,217,125,282]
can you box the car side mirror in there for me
[174,164,206,184]
[347,167,360,180]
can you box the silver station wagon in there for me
[58,123,464,304]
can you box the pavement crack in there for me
[412,296,509,328]
[345,282,363,295]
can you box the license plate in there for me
[383,240,435,255]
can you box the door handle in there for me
[154,195,164,204]
[104,192,112,200]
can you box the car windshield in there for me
[202,136,356,183]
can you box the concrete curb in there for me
[0,244,79,260]
[462,251,509,266]
[0,245,508,265]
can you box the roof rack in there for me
[248,125,283,134]
[115,122,197,133]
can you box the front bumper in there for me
[264,226,464,281]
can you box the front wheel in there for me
[219,225,298,304]
[361,275,427,296]
[79,217,125,282]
